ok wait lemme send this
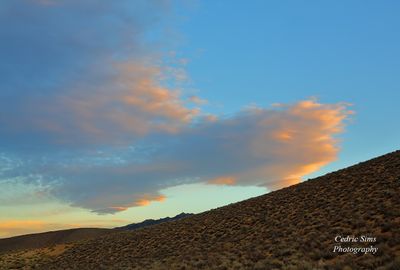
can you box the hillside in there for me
[4,151,400,269]
[0,212,193,256]
[0,228,112,254]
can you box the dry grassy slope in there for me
[0,228,112,254]
[40,151,400,269]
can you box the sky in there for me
[0,0,399,238]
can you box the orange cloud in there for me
[242,100,352,189]
[99,194,167,214]
[204,114,218,122]
[273,130,295,141]
[134,195,166,207]
[188,95,208,105]
[27,61,204,146]
[0,220,67,238]
[0,219,127,238]
[0,220,45,230]
[208,176,236,186]
[2,99,352,215]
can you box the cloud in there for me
[1,99,351,214]
[188,95,208,105]
[207,176,236,186]
[94,194,166,214]
[0,1,352,215]
[0,0,182,149]
[0,219,128,238]
[0,220,70,238]
[33,0,58,6]
[21,61,199,146]
[0,220,44,238]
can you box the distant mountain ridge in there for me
[116,212,194,230]
[0,213,193,254]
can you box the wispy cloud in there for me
[0,220,42,238]
[207,176,236,186]
[0,219,128,238]
[94,194,166,214]
[25,61,199,146]
[0,0,192,149]
[188,95,208,105]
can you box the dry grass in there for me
[0,244,72,270]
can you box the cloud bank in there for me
[2,98,351,214]
[0,1,352,214]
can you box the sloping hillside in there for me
[8,151,400,269]
[0,228,112,254]
[0,212,193,257]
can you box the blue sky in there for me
[173,0,399,173]
[0,0,398,237]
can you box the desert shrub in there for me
[253,258,282,269]
[341,266,352,270]
[388,237,398,247]
[295,260,316,270]
[385,257,400,270]
[278,248,294,257]
[310,248,335,261]
[381,222,391,233]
